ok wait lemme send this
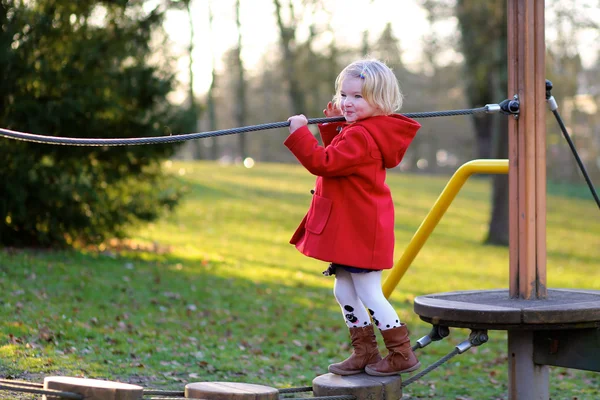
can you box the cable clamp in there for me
[485,104,501,113]
[545,79,559,111]
[415,325,450,349]
[456,329,489,354]
[499,95,520,118]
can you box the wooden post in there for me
[507,0,547,300]
[507,0,549,398]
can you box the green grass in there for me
[1,160,599,400]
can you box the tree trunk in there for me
[207,0,219,160]
[234,0,247,159]
[455,0,508,245]
[485,114,509,245]
[472,113,493,159]
[184,0,202,159]
[273,0,306,113]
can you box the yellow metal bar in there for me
[382,159,509,298]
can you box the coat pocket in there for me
[305,194,333,235]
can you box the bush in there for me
[0,0,189,247]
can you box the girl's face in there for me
[339,76,381,123]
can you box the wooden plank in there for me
[510,0,547,301]
[534,0,547,298]
[413,296,522,325]
[516,0,529,299]
[508,0,519,298]
[413,289,600,327]
[521,0,537,300]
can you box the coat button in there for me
[310,189,315,194]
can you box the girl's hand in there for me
[323,101,342,117]
[288,114,308,134]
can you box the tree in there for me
[272,0,308,113]
[455,0,509,245]
[544,0,598,182]
[407,3,474,174]
[206,0,219,160]
[166,0,204,159]
[0,0,186,247]
[423,0,599,244]
[371,23,405,71]
[234,0,248,159]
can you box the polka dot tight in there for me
[333,268,401,330]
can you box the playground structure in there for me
[405,1,600,399]
[317,3,600,399]
[0,0,599,399]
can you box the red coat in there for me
[284,114,421,270]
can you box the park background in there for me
[0,0,599,399]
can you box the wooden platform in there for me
[43,377,143,400]
[312,373,403,400]
[185,382,279,400]
[414,288,600,330]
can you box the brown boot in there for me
[364,324,421,376]
[328,325,383,375]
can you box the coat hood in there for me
[353,114,421,169]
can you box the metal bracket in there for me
[533,328,600,372]
[499,95,520,119]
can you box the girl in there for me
[284,59,421,376]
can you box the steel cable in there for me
[0,382,84,399]
[0,381,314,398]
[283,396,355,400]
[143,389,185,396]
[0,107,490,147]
[401,348,460,388]
[279,386,313,394]
[0,379,43,388]
[550,109,600,210]
[142,397,184,400]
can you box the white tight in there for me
[333,268,401,330]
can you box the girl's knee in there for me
[356,288,391,307]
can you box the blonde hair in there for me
[333,58,403,114]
